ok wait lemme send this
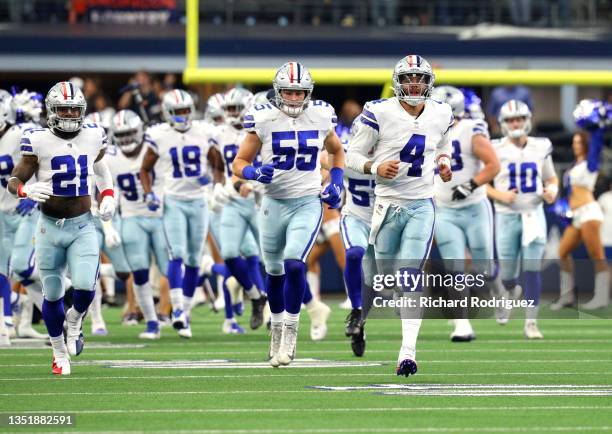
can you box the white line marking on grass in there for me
[0,371,610,382]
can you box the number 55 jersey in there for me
[244,99,337,199]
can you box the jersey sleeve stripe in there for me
[362,108,377,122]
[243,115,254,121]
[360,115,379,132]
[243,122,255,129]
[20,137,32,144]
[144,135,158,148]
[20,145,33,152]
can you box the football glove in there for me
[98,196,116,222]
[17,182,53,203]
[321,183,342,209]
[102,220,122,249]
[145,192,161,211]
[16,198,37,216]
[198,175,211,186]
[242,165,274,184]
[452,179,478,201]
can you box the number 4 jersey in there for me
[145,120,219,200]
[492,136,555,214]
[20,123,107,197]
[244,100,337,199]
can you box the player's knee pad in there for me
[71,257,99,291]
[265,261,284,276]
[41,274,64,302]
[346,246,365,264]
[322,218,340,240]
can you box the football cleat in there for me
[177,317,192,339]
[268,322,283,367]
[139,321,161,340]
[52,356,71,376]
[0,323,10,347]
[6,324,16,339]
[277,322,298,366]
[172,309,187,330]
[450,319,476,342]
[122,312,140,326]
[158,314,172,327]
[351,323,366,357]
[344,308,363,337]
[222,319,245,335]
[308,300,331,341]
[524,320,544,339]
[396,359,418,377]
[250,294,268,330]
[338,297,352,310]
[65,308,85,356]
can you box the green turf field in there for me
[1,302,611,433]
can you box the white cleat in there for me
[308,300,331,341]
[139,321,161,339]
[0,330,10,347]
[222,319,245,335]
[581,298,609,310]
[524,320,543,339]
[65,308,85,356]
[178,317,192,339]
[268,322,283,367]
[52,356,71,376]
[450,319,476,342]
[495,289,512,325]
[7,324,16,339]
[338,297,352,310]
[277,322,298,366]
[17,325,48,339]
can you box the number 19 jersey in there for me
[244,100,336,200]
[145,120,218,200]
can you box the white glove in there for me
[214,182,231,204]
[19,182,53,203]
[102,220,121,249]
[98,196,116,222]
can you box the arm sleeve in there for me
[94,158,114,192]
[345,111,379,174]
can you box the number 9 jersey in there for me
[244,99,337,199]
[144,120,218,200]
[20,123,107,197]
[492,136,555,214]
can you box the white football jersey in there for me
[341,123,375,224]
[105,144,162,218]
[218,123,247,179]
[434,118,490,208]
[347,97,453,202]
[0,122,38,213]
[244,99,337,200]
[145,120,218,200]
[492,136,555,214]
[20,123,107,198]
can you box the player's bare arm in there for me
[233,131,262,178]
[323,129,345,170]
[472,134,500,186]
[486,183,517,205]
[207,146,225,184]
[139,147,159,194]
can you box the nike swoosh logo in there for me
[78,224,87,230]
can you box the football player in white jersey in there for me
[486,100,559,339]
[339,118,376,357]
[233,61,345,366]
[0,90,47,340]
[216,87,268,330]
[431,86,501,341]
[205,93,226,126]
[108,109,169,339]
[7,81,116,375]
[140,89,225,338]
[346,55,453,377]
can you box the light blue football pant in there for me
[374,199,436,276]
[495,207,546,281]
[220,198,260,259]
[36,212,99,301]
[0,210,21,276]
[339,214,377,285]
[259,195,323,275]
[95,216,131,274]
[121,216,170,274]
[435,199,495,276]
[10,209,38,281]
[163,195,209,268]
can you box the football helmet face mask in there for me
[499,100,532,139]
[431,85,464,118]
[273,62,314,117]
[223,87,253,127]
[392,55,435,106]
[110,109,144,154]
[162,89,195,132]
[45,81,87,133]
[205,93,225,125]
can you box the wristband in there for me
[17,184,26,198]
[369,161,380,176]
[100,189,114,199]
[329,167,344,186]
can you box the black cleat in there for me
[351,323,366,357]
[250,294,267,330]
[396,359,418,377]
[344,308,363,337]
